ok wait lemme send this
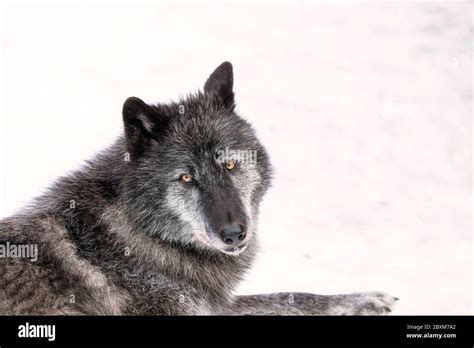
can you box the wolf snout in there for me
[219,223,247,246]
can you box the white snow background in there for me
[0,1,472,314]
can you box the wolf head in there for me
[121,62,272,256]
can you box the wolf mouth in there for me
[220,243,248,256]
[194,229,249,256]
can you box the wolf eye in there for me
[225,160,235,171]
[180,174,193,183]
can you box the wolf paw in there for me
[332,291,398,315]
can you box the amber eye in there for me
[180,174,193,183]
[226,160,236,171]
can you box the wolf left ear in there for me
[204,61,235,109]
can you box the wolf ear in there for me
[122,97,160,159]
[204,61,235,109]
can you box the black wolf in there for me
[0,62,397,315]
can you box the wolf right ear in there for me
[204,62,235,109]
[122,97,161,159]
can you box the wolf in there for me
[0,62,397,315]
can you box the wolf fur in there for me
[0,62,397,315]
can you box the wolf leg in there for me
[222,292,397,315]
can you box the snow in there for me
[0,1,472,314]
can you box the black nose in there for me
[220,223,246,246]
